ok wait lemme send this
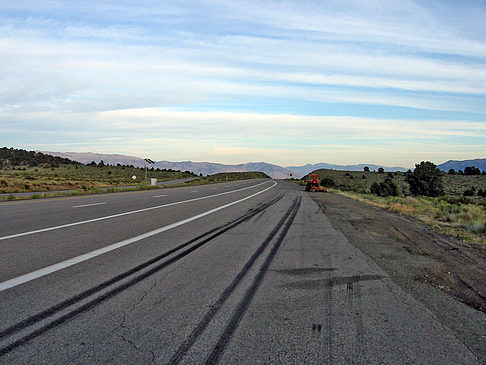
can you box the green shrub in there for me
[370,177,398,197]
[465,220,485,234]
[405,161,444,197]
[320,178,335,187]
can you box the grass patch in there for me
[331,189,486,245]
[0,164,195,194]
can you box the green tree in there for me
[405,161,444,197]
[377,167,385,173]
[363,166,370,172]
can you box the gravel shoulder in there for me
[309,191,486,363]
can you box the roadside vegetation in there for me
[294,161,486,245]
[0,147,269,202]
[198,171,269,182]
[165,171,269,188]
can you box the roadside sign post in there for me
[144,158,155,184]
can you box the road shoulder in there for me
[309,191,486,363]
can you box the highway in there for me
[0,179,480,364]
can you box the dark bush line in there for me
[1,147,78,168]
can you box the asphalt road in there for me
[0,179,480,364]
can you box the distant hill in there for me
[44,151,146,167]
[287,163,408,178]
[438,159,486,172]
[1,147,79,167]
[44,151,292,179]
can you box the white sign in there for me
[132,175,137,180]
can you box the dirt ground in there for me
[309,192,486,363]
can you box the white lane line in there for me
[190,190,198,193]
[0,180,272,241]
[73,202,106,208]
[153,194,167,198]
[0,181,277,292]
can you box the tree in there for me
[364,166,370,172]
[377,167,385,173]
[448,169,456,175]
[405,161,444,197]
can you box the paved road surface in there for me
[0,179,480,363]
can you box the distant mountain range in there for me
[438,159,486,172]
[44,151,485,178]
[44,151,293,178]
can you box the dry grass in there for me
[331,189,486,245]
[0,164,193,193]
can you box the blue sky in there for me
[1,0,486,167]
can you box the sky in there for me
[1,0,486,168]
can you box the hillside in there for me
[0,147,196,194]
[287,162,408,178]
[1,147,79,167]
[43,151,146,167]
[438,159,486,172]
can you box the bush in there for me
[464,166,481,175]
[320,178,335,187]
[370,177,398,197]
[463,189,475,197]
[465,221,485,234]
[405,161,444,197]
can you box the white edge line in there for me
[0,180,272,241]
[73,202,107,208]
[152,194,167,198]
[0,181,277,292]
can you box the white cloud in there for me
[1,0,486,165]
